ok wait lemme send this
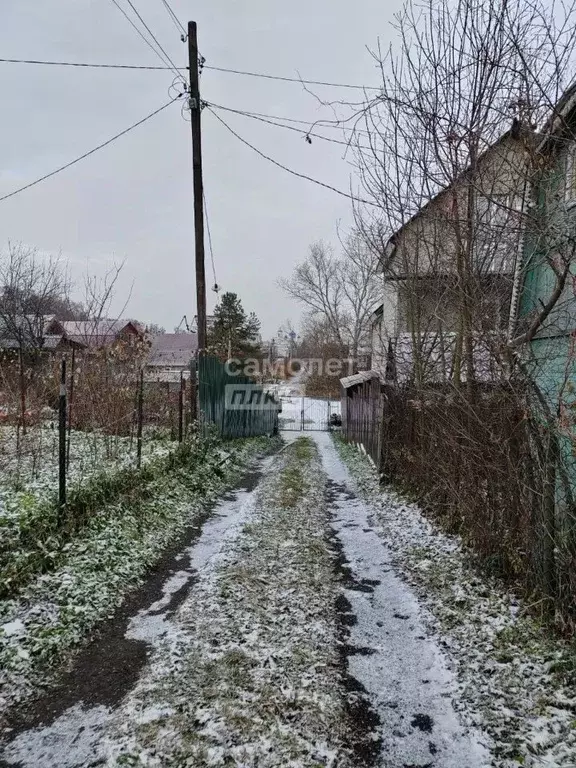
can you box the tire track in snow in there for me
[0,455,275,768]
[313,431,491,768]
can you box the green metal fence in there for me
[198,354,280,438]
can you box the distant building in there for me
[45,318,143,350]
[145,332,198,383]
[0,315,80,352]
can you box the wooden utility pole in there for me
[188,21,207,354]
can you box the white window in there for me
[565,144,576,204]
[475,194,520,272]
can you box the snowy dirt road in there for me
[0,434,500,767]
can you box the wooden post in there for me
[188,21,207,354]
[178,370,184,442]
[190,355,198,425]
[136,369,144,468]
[18,346,27,437]
[58,357,67,517]
[66,348,75,470]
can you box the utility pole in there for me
[188,21,207,355]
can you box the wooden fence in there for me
[342,379,576,626]
[341,373,383,465]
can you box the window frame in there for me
[564,142,576,207]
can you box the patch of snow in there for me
[125,455,275,647]
[103,439,357,766]
[313,431,490,767]
[2,704,112,768]
[1,620,25,637]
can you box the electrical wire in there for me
[109,0,173,68]
[0,96,181,204]
[203,191,218,289]
[0,56,178,70]
[205,102,373,136]
[159,0,187,37]
[203,65,380,90]
[0,56,380,90]
[207,102,374,150]
[109,0,184,83]
[122,0,184,81]
[206,106,379,208]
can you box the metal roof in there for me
[340,370,382,389]
[147,333,197,368]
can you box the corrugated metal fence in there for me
[198,354,280,438]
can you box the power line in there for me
[122,0,184,80]
[0,56,380,90]
[203,65,381,91]
[205,102,373,135]
[0,56,178,70]
[207,102,374,149]
[109,0,183,82]
[109,0,172,68]
[206,107,379,208]
[203,192,218,288]
[159,0,187,36]
[0,97,181,204]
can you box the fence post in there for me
[58,357,67,518]
[190,355,198,426]
[66,348,75,470]
[178,370,184,443]
[136,369,144,468]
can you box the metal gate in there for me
[278,396,338,432]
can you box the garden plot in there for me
[0,424,179,604]
[0,424,172,509]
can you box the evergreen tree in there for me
[208,292,261,361]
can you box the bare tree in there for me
[0,243,70,435]
[344,0,576,392]
[279,232,380,360]
[339,0,576,623]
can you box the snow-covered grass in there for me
[334,436,576,768]
[0,423,172,501]
[106,437,356,767]
[0,427,200,598]
[0,423,174,521]
[0,424,178,596]
[0,434,276,722]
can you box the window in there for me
[474,193,520,272]
[565,143,576,204]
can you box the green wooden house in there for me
[515,83,576,512]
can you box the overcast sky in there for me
[0,0,402,337]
